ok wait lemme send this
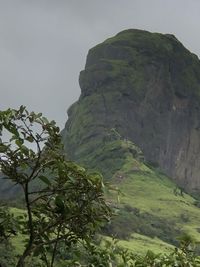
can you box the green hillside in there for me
[89,138,200,253]
[6,137,200,258]
[60,29,200,255]
[3,29,200,265]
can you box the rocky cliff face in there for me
[62,29,200,193]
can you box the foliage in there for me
[0,242,17,267]
[102,204,180,245]
[60,236,200,267]
[41,237,200,267]
[0,106,111,267]
[0,206,20,242]
[2,106,200,266]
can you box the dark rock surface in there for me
[62,29,200,192]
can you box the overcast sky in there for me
[0,0,200,129]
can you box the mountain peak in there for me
[63,29,200,193]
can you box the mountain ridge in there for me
[2,29,200,253]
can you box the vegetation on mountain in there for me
[62,29,200,193]
[2,29,200,266]
[1,107,200,266]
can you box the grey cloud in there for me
[0,0,200,129]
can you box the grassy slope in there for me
[10,208,26,255]
[8,140,200,256]
[60,29,200,255]
[106,148,200,254]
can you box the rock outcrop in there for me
[62,29,200,193]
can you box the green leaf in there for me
[38,175,51,186]
[26,136,34,143]
[0,144,7,153]
[15,139,23,147]
[36,112,42,118]
[19,105,26,114]
[55,196,64,209]
[7,125,20,137]
[41,117,49,124]
[20,145,29,156]
[68,176,75,182]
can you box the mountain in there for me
[61,28,200,251]
[62,131,200,252]
[0,173,21,199]
[2,29,200,253]
[62,29,200,193]
[100,139,200,252]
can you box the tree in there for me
[0,106,111,267]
